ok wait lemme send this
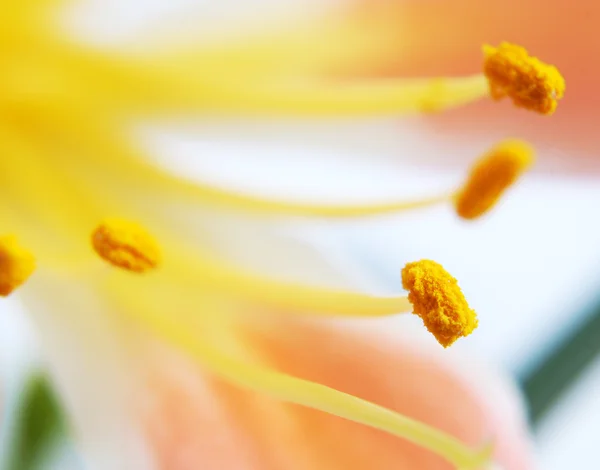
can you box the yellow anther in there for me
[401,260,477,348]
[91,219,160,273]
[455,139,534,220]
[0,235,36,296]
[483,42,565,115]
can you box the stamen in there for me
[76,129,534,223]
[455,139,534,220]
[0,235,36,296]
[483,42,565,115]
[115,288,493,470]
[91,219,160,273]
[164,181,452,217]
[170,250,412,316]
[401,260,477,348]
[204,74,489,116]
[71,137,454,218]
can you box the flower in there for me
[1,1,563,469]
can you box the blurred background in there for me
[1,0,599,468]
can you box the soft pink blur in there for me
[139,320,534,470]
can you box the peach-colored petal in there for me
[140,319,534,469]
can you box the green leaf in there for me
[520,294,600,427]
[5,373,69,470]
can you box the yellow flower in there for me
[0,1,563,469]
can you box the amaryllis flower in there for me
[0,1,564,469]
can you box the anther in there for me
[455,139,534,220]
[91,219,160,273]
[483,42,565,115]
[0,235,36,296]
[401,260,477,347]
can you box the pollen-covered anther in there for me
[401,260,477,348]
[0,235,36,296]
[455,139,534,220]
[92,219,160,273]
[483,42,565,115]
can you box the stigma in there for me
[483,42,565,115]
[455,139,535,220]
[0,235,36,296]
[401,260,477,348]
[91,219,161,273]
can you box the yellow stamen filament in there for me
[140,6,407,82]
[169,249,412,317]
[0,129,95,239]
[162,180,452,218]
[4,43,488,119]
[455,139,535,220]
[71,132,534,223]
[91,219,160,273]
[61,135,451,219]
[401,260,477,348]
[200,74,489,116]
[115,287,493,470]
[0,235,36,296]
[483,42,565,115]
[138,251,474,348]
[4,2,407,113]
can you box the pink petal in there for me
[139,319,535,469]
